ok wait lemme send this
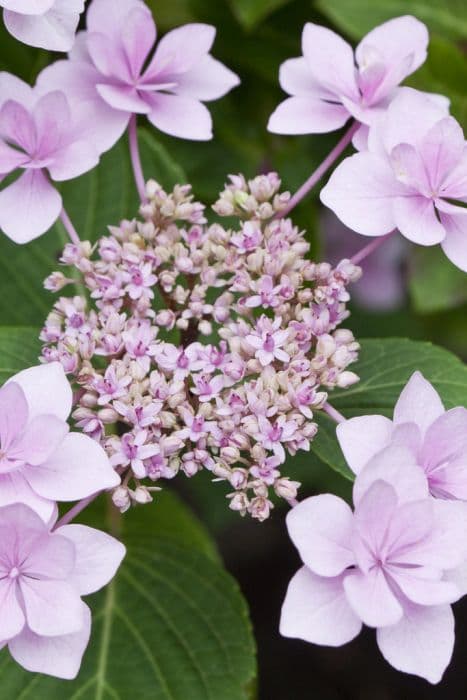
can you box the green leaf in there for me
[0,492,257,698]
[0,133,186,326]
[228,0,294,30]
[310,337,467,480]
[315,0,467,40]
[0,326,41,383]
[409,246,467,313]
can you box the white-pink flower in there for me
[337,371,467,501]
[246,316,290,366]
[0,503,124,679]
[38,0,240,152]
[1,0,84,51]
[268,15,428,134]
[0,363,120,522]
[281,449,467,683]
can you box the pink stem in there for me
[277,120,359,218]
[53,493,100,529]
[128,114,146,202]
[60,207,80,245]
[351,231,394,265]
[323,402,346,424]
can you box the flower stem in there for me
[350,231,395,265]
[60,207,80,245]
[323,402,346,424]
[277,120,359,218]
[53,493,100,529]
[128,114,146,202]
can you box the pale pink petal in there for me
[27,432,120,501]
[48,140,99,181]
[286,495,354,576]
[438,148,467,199]
[267,96,349,135]
[121,5,156,79]
[439,209,467,272]
[0,473,55,523]
[353,445,428,507]
[0,140,29,174]
[20,578,83,636]
[4,0,84,52]
[9,362,72,421]
[0,99,36,153]
[86,31,130,80]
[393,371,444,434]
[301,23,358,101]
[96,83,150,114]
[23,533,75,579]
[420,117,465,191]
[336,415,393,474]
[171,55,239,101]
[0,580,25,640]
[0,382,28,449]
[381,88,449,153]
[320,152,405,236]
[353,481,398,570]
[147,24,215,80]
[0,0,54,12]
[0,170,61,244]
[445,561,467,597]
[86,0,144,37]
[37,60,130,153]
[389,568,460,606]
[57,523,125,594]
[357,16,428,76]
[147,93,212,140]
[393,195,446,245]
[9,602,91,680]
[279,57,324,97]
[343,568,403,627]
[377,603,454,684]
[280,567,362,646]
[389,143,430,195]
[11,414,68,465]
[422,408,467,498]
[0,72,35,110]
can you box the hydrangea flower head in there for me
[321,89,467,271]
[0,503,125,678]
[41,174,361,519]
[0,73,102,243]
[1,0,84,51]
[38,0,240,152]
[281,447,467,683]
[0,362,120,522]
[337,371,467,501]
[268,16,428,135]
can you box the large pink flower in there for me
[38,0,240,151]
[320,89,467,271]
[0,503,125,679]
[1,0,84,51]
[337,371,467,501]
[281,450,467,683]
[0,362,120,522]
[268,16,428,135]
[0,73,102,243]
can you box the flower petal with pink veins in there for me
[4,1,84,52]
[0,580,25,640]
[57,523,126,594]
[268,96,349,135]
[9,602,91,679]
[301,23,358,101]
[439,209,467,272]
[286,495,355,576]
[343,567,403,627]
[0,170,61,244]
[393,371,444,435]
[393,195,446,245]
[0,382,28,449]
[26,432,120,501]
[10,414,68,465]
[23,533,75,580]
[377,603,454,684]
[171,55,240,102]
[279,57,330,97]
[336,414,393,474]
[20,578,83,636]
[9,362,72,422]
[0,473,55,522]
[280,567,362,646]
[146,24,215,80]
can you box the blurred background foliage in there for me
[1,3,467,696]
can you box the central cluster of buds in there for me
[41,174,361,520]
